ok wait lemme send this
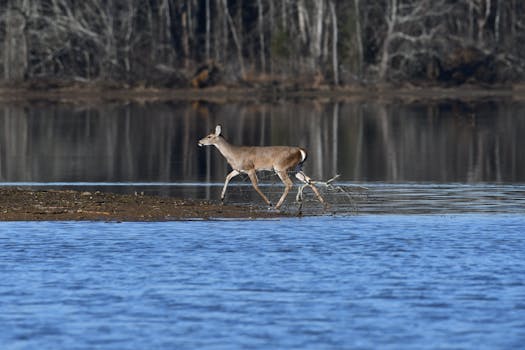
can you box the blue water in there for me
[1,215,525,349]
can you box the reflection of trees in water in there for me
[0,100,524,183]
[357,100,525,182]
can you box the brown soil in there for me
[0,188,289,221]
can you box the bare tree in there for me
[0,0,524,86]
[311,0,324,70]
[329,1,338,85]
[205,0,211,61]
[376,0,450,80]
[222,0,245,79]
[257,0,266,72]
[3,6,27,81]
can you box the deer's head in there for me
[198,125,222,147]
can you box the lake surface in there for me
[1,96,525,349]
[1,95,524,213]
[1,215,525,349]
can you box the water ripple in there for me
[1,215,524,349]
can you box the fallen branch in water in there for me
[295,174,369,213]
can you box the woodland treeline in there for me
[2,0,525,88]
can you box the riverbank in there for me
[0,188,286,221]
[1,82,525,103]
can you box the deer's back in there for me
[229,146,305,172]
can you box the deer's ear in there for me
[215,125,222,136]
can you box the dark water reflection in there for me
[1,98,524,183]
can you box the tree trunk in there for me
[379,0,397,80]
[354,0,363,77]
[297,0,307,44]
[123,1,134,78]
[495,0,500,42]
[468,0,474,40]
[281,0,287,32]
[311,0,325,69]
[205,0,210,61]
[269,0,274,74]
[329,1,338,85]
[222,0,245,79]
[182,9,190,68]
[4,8,28,82]
[477,0,491,46]
[257,0,266,72]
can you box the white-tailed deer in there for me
[198,125,325,209]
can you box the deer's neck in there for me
[214,137,242,164]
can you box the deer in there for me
[198,125,325,210]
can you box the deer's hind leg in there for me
[295,171,326,206]
[247,170,272,207]
[275,170,293,209]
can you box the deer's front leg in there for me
[221,170,240,202]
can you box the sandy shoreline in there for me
[0,188,290,221]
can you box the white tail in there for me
[198,125,325,209]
